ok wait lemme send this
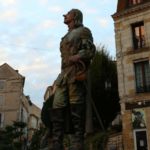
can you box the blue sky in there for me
[0,0,118,108]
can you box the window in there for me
[132,22,145,49]
[0,80,5,90]
[31,116,37,129]
[22,107,28,123]
[0,113,1,127]
[0,113,4,128]
[0,95,4,106]
[134,61,150,93]
[129,0,143,5]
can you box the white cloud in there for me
[0,47,9,62]
[16,54,60,97]
[97,18,109,28]
[0,0,17,6]
[48,6,63,13]
[20,61,47,73]
[102,0,112,4]
[13,37,26,46]
[84,8,98,14]
[41,20,57,29]
[38,0,48,6]
[18,51,60,75]
[0,9,18,22]
[27,19,57,34]
[46,39,58,49]
[73,0,82,2]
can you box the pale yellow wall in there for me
[0,78,23,127]
[115,9,150,101]
[0,64,41,136]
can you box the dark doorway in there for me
[135,130,148,150]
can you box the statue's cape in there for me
[41,94,53,129]
[41,93,74,134]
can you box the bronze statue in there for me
[49,9,95,150]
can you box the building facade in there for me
[0,63,41,139]
[0,63,25,127]
[112,0,150,150]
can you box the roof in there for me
[112,0,150,19]
[0,63,25,81]
[117,0,128,12]
[117,0,149,12]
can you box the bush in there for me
[85,131,108,150]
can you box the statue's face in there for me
[63,10,75,25]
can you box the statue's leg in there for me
[49,108,65,150]
[69,104,85,150]
[69,82,86,150]
[50,86,68,150]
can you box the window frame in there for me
[131,21,146,50]
[129,0,143,6]
[30,115,38,129]
[0,113,1,127]
[0,95,4,106]
[0,113,4,128]
[134,60,150,93]
[0,80,6,90]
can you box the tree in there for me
[0,121,27,150]
[28,127,46,150]
[90,45,120,129]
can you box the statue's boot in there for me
[69,104,85,150]
[49,108,65,150]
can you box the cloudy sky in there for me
[0,0,118,108]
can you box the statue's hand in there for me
[69,54,81,63]
[44,86,53,101]
[52,84,57,94]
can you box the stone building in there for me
[0,63,41,139]
[26,96,42,140]
[112,0,150,150]
[106,132,123,150]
